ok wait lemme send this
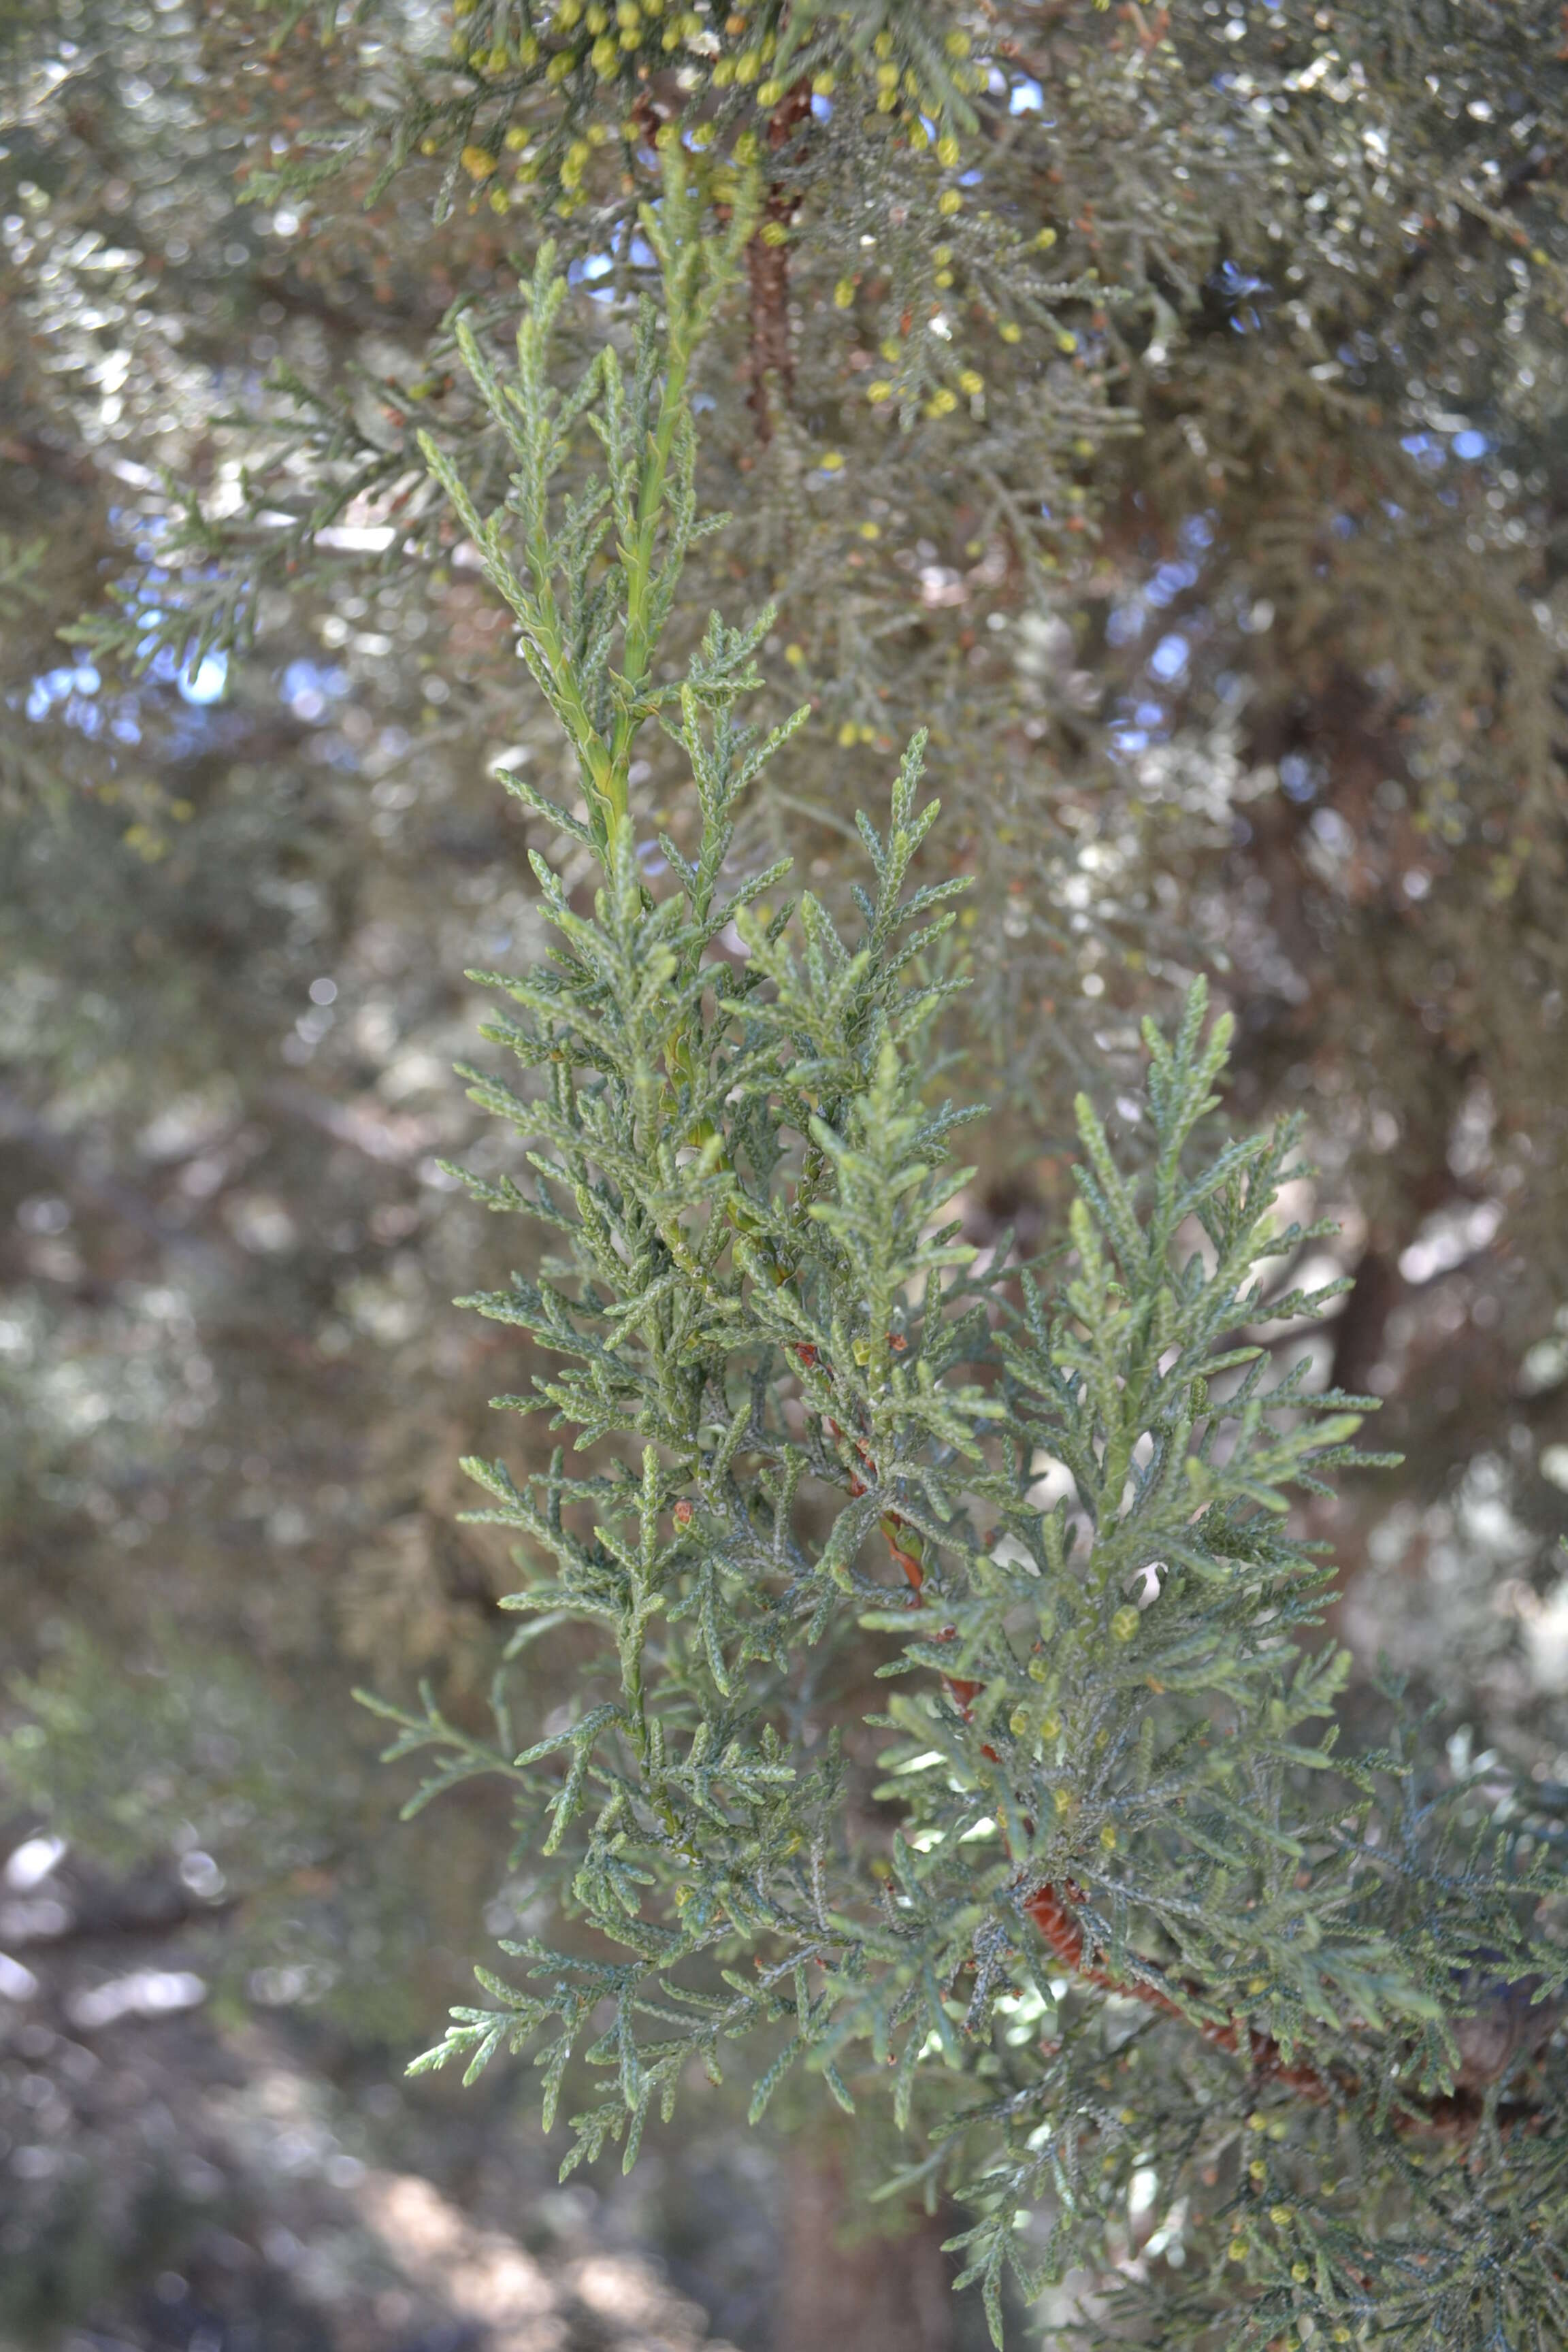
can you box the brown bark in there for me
[745,85,813,443]
[774,2141,957,2352]
[1329,1239,1405,1397]
[745,218,795,443]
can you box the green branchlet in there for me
[365,190,1568,2352]
[417,155,758,854]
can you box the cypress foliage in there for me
[361,174,1568,2350]
[10,3,1565,2340]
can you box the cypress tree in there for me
[6,4,1567,2344]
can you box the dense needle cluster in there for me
[62,1,1568,1167]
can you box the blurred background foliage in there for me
[1,1,1567,2346]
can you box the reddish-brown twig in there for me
[794,1342,1541,2136]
